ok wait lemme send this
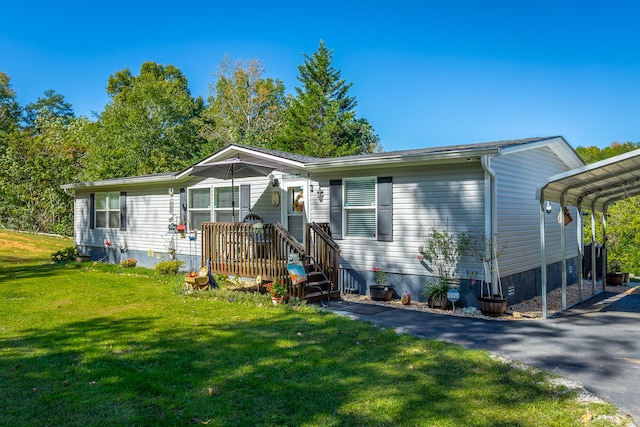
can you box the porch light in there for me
[545,201,552,214]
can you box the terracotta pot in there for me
[271,296,285,305]
[478,296,508,317]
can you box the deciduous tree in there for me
[196,55,285,155]
[83,62,204,180]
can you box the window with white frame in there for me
[344,177,376,237]
[213,186,239,222]
[188,187,211,230]
[95,192,120,229]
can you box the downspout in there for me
[481,155,498,292]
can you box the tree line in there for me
[0,41,381,235]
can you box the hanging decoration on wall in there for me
[271,190,281,207]
[558,206,573,226]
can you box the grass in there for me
[0,230,631,426]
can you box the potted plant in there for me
[423,279,453,309]
[264,279,288,304]
[606,260,625,285]
[120,258,138,268]
[419,227,471,307]
[472,232,508,316]
[369,267,393,301]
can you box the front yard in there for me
[0,230,631,426]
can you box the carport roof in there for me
[538,148,640,212]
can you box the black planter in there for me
[478,296,508,317]
[370,285,393,301]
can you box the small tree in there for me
[420,227,471,287]
[470,232,506,298]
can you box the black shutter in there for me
[179,188,187,225]
[239,184,250,221]
[119,192,127,231]
[330,180,343,240]
[377,177,393,241]
[89,193,95,229]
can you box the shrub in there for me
[155,260,184,275]
[51,246,78,263]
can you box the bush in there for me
[51,246,78,263]
[155,260,184,275]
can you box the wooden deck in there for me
[201,221,340,302]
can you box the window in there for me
[95,192,120,229]
[214,186,239,222]
[188,188,211,230]
[330,177,392,241]
[344,178,376,237]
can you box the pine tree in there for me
[276,41,380,157]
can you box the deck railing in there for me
[305,222,340,290]
[201,222,306,297]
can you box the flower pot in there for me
[428,295,452,310]
[76,255,91,263]
[271,296,285,305]
[369,285,393,301]
[478,296,508,317]
[606,273,625,286]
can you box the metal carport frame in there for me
[537,148,640,317]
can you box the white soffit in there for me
[538,148,640,212]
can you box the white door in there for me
[282,181,308,244]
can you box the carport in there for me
[537,148,640,317]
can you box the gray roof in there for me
[63,136,570,189]
[229,137,563,165]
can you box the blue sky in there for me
[2,1,640,151]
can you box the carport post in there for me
[560,200,567,310]
[576,203,583,302]
[540,200,548,319]
[591,200,597,295]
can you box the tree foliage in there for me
[83,62,204,180]
[0,113,87,235]
[0,72,21,137]
[275,41,381,157]
[23,89,75,132]
[577,141,640,273]
[0,48,383,236]
[196,55,285,155]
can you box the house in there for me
[61,136,584,307]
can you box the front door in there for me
[282,181,307,244]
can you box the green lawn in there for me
[0,230,631,426]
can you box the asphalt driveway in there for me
[326,290,640,424]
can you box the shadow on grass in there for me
[0,305,577,426]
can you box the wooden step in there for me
[304,289,341,304]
